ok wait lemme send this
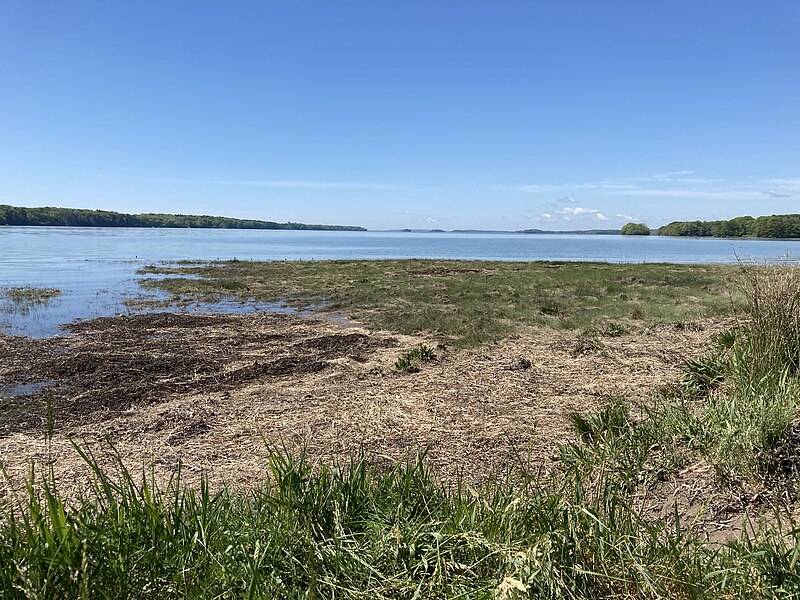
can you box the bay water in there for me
[1,226,798,337]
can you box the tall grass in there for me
[1,444,799,599]
[665,265,800,479]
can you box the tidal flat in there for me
[140,259,745,346]
[1,260,799,597]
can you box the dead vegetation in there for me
[0,311,731,528]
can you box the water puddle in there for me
[0,381,55,398]
[0,260,318,338]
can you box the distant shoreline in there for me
[0,204,366,231]
[384,228,622,235]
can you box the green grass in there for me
[141,260,742,346]
[394,344,437,373]
[1,444,798,599]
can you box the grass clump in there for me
[394,344,436,373]
[572,331,607,357]
[598,321,628,337]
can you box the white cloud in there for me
[541,213,553,219]
[561,206,602,216]
[554,206,610,221]
[616,213,636,221]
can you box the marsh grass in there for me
[2,443,799,599]
[0,286,61,315]
[667,265,800,480]
[141,260,742,347]
[4,265,800,596]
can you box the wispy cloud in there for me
[501,176,769,202]
[638,171,719,184]
[559,206,609,221]
[170,178,406,191]
[612,188,760,200]
[654,170,695,178]
[765,178,800,189]
[763,190,791,199]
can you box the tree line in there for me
[657,214,800,238]
[0,205,366,231]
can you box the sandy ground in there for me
[1,311,715,497]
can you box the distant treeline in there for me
[658,214,800,238]
[0,205,366,231]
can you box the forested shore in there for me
[658,214,800,238]
[0,204,366,231]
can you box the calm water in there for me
[1,226,798,337]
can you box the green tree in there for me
[620,222,651,235]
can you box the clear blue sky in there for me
[2,1,798,230]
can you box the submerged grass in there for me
[141,260,742,347]
[0,287,61,316]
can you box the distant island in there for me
[657,214,800,238]
[516,228,621,235]
[0,205,366,231]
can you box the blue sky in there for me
[1,1,798,230]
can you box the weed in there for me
[681,354,728,398]
[599,321,628,337]
[395,344,436,373]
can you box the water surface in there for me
[2,227,798,337]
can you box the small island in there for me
[620,223,651,235]
[0,204,366,231]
